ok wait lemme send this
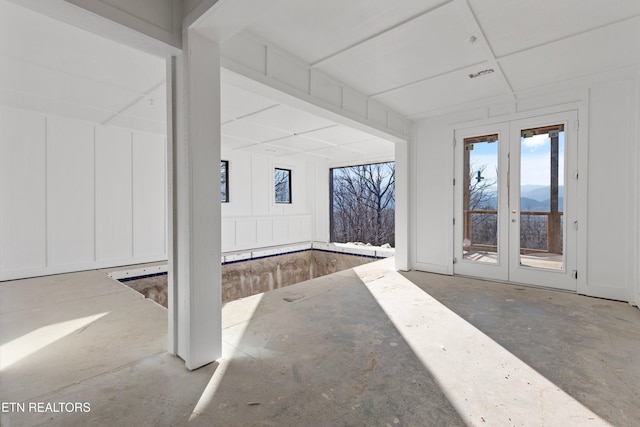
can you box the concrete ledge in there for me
[106,264,168,281]
[102,242,395,281]
[221,241,394,265]
[312,242,395,259]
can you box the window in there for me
[330,161,395,246]
[220,160,229,203]
[274,168,291,203]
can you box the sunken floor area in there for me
[1,258,639,426]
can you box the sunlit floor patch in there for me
[189,293,264,421]
[0,312,109,370]
[355,264,609,426]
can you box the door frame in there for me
[452,108,584,292]
[507,111,578,291]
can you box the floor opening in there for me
[114,244,393,307]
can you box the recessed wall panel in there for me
[343,88,368,118]
[414,120,453,270]
[267,49,310,94]
[310,71,342,108]
[0,109,46,272]
[47,117,95,266]
[251,155,270,215]
[368,101,387,127]
[132,132,166,258]
[222,219,236,252]
[256,218,273,244]
[289,217,301,241]
[96,126,133,261]
[587,81,630,290]
[236,218,257,247]
[301,216,312,241]
[221,33,266,75]
[273,218,289,243]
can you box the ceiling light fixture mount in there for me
[468,69,495,79]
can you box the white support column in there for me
[395,139,409,271]
[635,71,640,307]
[167,56,178,355]
[169,29,222,370]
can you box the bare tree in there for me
[468,162,496,211]
[220,160,228,202]
[331,162,395,246]
[467,162,557,253]
[467,162,497,247]
[274,168,291,203]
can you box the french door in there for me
[453,111,577,291]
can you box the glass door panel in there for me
[508,112,577,292]
[463,134,499,264]
[454,123,509,282]
[519,125,565,271]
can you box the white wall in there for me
[410,75,640,305]
[586,80,637,302]
[0,107,330,279]
[0,107,167,281]
[220,147,316,252]
[410,118,455,275]
[311,158,331,244]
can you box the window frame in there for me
[274,167,292,204]
[220,160,229,203]
[329,161,396,245]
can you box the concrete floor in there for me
[1,258,639,426]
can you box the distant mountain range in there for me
[479,185,564,212]
[521,185,564,212]
[521,185,564,202]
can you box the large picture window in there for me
[220,160,229,203]
[274,168,291,204]
[330,161,395,246]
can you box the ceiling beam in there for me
[7,0,182,56]
[188,0,278,42]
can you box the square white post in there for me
[168,29,222,370]
[395,139,409,271]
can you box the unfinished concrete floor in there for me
[1,258,639,426]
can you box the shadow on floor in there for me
[400,270,640,427]
[4,262,635,426]
[188,267,465,426]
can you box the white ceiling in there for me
[245,0,640,118]
[3,0,640,161]
[0,0,394,165]
[220,81,393,164]
[0,1,167,133]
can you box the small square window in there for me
[220,160,229,203]
[274,168,291,204]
